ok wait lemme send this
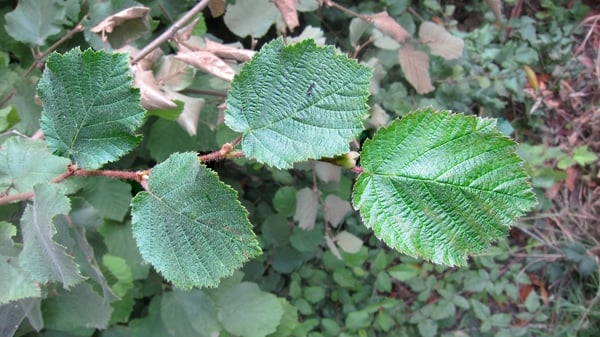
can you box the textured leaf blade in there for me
[352,109,536,266]
[38,48,145,169]
[131,152,261,288]
[0,222,41,304]
[225,38,371,168]
[19,183,84,287]
[0,137,70,195]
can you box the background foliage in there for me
[0,0,599,337]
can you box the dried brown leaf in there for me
[175,51,235,82]
[204,39,255,62]
[133,67,177,110]
[208,0,226,17]
[178,17,201,42]
[485,0,503,22]
[365,11,410,43]
[166,90,204,136]
[90,6,150,34]
[294,187,320,230]
[419,21,464,60]
[323,195,352,228]
[274,0,299,31]
[398,44,434,94]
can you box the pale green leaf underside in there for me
[225,38,371,168]
[131,152,261,288]
[4,0,66,46]
[0,137,71,195]
[19,183,84,287]
[352,109,536,266]
[38,48,145,169]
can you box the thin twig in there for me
[131,0,212,65]
[23,17,87,77]
[0,166,146,205]
[180,88,228,98]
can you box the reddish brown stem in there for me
[0,165,148,205]
[131,0,212,65]
[351,166,364,174]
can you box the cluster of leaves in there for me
[5,0,597,336]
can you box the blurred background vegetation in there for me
[1,0,598,336]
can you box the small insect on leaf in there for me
[306,82,316,96]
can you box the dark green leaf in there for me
[131,152,261,288]
[42,282,112,331]
[225,38,371,168]
[81,177,132,222]
[353,109,536,266]
[38,48,145,169]
[161,289,220,337]
[218,282,284,337]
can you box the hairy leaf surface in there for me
[38,48,145,169]
[19,183,84,287]
[352,109,536,266]
[0,222,40,304]
[225,38,371,168]
[131,152,261,288]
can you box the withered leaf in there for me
[419,21,464,60]
[133,67,178,110]
[398,44,434,94]
[175,51,235,82]
[204,39,255,62]
[274,0,299,32]
[365,11,410,43]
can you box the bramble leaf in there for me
[38,48,145,169]
[225,38,371,168]
[131,152,261,288]
[352,109,536,266]
[19,183,84,287]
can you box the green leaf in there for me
[388,263,421,281]
[38,48,145,169]
[352,109,536,266]
[131,152,261,288]
[161,289,220,337]
[0,106,20,132]
[225,38,371,168]
[42,282,112,331]
[223,0,279,38]
[103,255,134,297]
[98,221,149,280]
[218,282,284,337]
[81,177,132,222]
[0,298,43,337]
[4,0,67,46]
[19,183,84,288]
[345,310,370,331]
[130,296,171,337]
[573,146,597,166]
[273,186,297,217]
[0,137,71,195]
[0,222,41,304]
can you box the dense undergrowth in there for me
[0,0,599,336]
